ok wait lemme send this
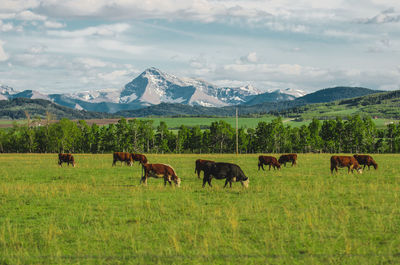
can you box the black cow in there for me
[202,162,249,188]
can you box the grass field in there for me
[1,153,400,264]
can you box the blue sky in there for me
[0,0,399,94]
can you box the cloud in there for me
[47,23,130,37]
[239,52,258,64]
[0,20,14,32]
[15,10,46,21]
[0,0,39,12]
[44,20,65,28]
[0,40,9,61]
[358,8,400,24]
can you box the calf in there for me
[278,154,297,167]
[330,156,362,174]
[58,153,75,167]
[112,152,133,166]
[141,163,181,187]
[258,155,280,171]
[353,154,378,170]
[195,159,215,178]
[202,162,249,188]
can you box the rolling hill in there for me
[274,90,400,119]
[0,98,115,120]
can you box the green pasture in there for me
[1,153,399,264]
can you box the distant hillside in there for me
[0,98,114,120]
[275,90,400,119]
[115,103,234,117]
[296,86,381,104]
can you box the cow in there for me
[112,152,133,166]
[258,155,280,171]
[278,154,297,167]
[353,154,378,170]
[141,163,181,187]
[330,155,362,174]
[202,162,249,188]
[131,153,148,165]
[195,159,215,178]
[58,153,75,167]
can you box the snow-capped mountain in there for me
[275,88,307,98]
[1,68,307,112]
[120,67,261,107]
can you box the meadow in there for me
[1,153,400,264]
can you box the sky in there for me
[0,0,399,94]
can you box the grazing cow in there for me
[131,153,148,165]
[112,152,133,166]
[195,159,215,178]
[330,156,362,174]
[278,154,297,167]
[58,153,75,167]
[258,155,280,171]
[141,163,181,187]
[353,154,378,170]
[202,162,249,188]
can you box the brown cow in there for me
[112,152,133,166]
[278,154,297,167]
[258,155,280,171]
[131,153,148,165]
[58,153,75,167]
[141,163,181,187]
[330,156,362,174]
[195,159,215,178]
[353,154,378,170]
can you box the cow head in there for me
[241,177,249,188]
[174,177,181,187]
[373,163,378,170]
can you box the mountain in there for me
[296,86,380,104]
[0,98,115,120]
[116,86,384,117]
[1,68,305,113]
[120,67,262,108]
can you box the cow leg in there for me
[202,177,207,188]
[224,179,229,188]
[269,164,271,171]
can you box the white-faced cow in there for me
[141,163,181,187]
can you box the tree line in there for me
[0,115,399,154]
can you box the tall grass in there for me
[0,153,399,264]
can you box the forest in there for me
[1,115,399,154]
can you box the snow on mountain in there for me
[120,67,263,107]
[67,89,121,103]
[0,84,17,99]
[274,88,307,98]
[12,90,50,100]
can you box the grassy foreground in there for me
[0,153,399,264]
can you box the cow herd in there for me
[57,152,378,188]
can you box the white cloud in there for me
[0,40,9,61]
[0,0,39,12]
[16,10,46,21]
[239,52,258,64]
[75,57,109,69]
[98,70,130,83]
[44,20,65,28]
[47,23,130,37]
[0,20,14,32]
